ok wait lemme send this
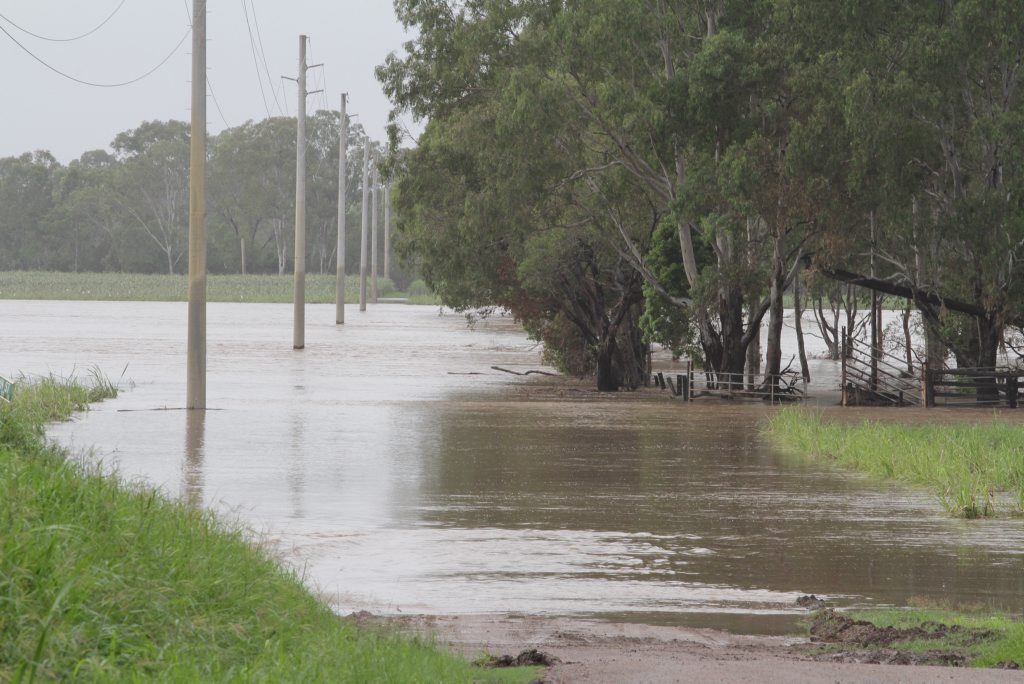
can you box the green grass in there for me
[0,377,535,682]
[405,279,443,306]
[845,608,1024,668]
[0,271,403,304]
[767,409,1024,517]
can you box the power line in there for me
[240,0,272,118]
[309,40,329,114]
[0,0,129,43]
[279,79,290,116]
[0,22,190,88]
[248,0,284,116]
[179,1,229,129]
[208,79,230,129]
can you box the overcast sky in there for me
[0,1,421,162]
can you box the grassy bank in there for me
[767,409,1024,518]
[809,607,1024,668]
[0,271,412,304]
[0,378,531,682]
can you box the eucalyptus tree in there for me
[111,121,191,275]
[0,152,59,270]
[382,0,678,388]
[47,151,121,272]
[381,0,814,383]
[209,121,279,274]
[792,0,1024,371]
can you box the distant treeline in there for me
[0,116,413,288]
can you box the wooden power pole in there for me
[384,182,392,281]
[186,0,207,410]
[293,35,309,350]
[371,159,379,304]
[359,141,370,311]
[335,93,348,324]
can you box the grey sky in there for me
[0,1,420,162]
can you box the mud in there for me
[796,594,828,609]
[803,609,1009,671]
[813,649,969,667]
[355,612,1024,683]
[809,609,995,648]
[477,648,560,668]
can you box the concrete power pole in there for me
[335,93,348,324]
[384,182,392,281]
[293,35,309,350]
[359,142,370,312]
[371,160,379,304]
[186,0,207,410]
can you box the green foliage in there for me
[768,410,1024,518]
[0,379,535,683]
[0,116,407,282]
[640,220,699,360]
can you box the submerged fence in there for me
[841,327,921,407]
[840,325,1022,408]
[654,362,806,403]
[923,367,1023,408]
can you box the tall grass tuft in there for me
[0,378,534,682]
[767,409,1024,518]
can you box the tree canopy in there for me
[378,0,1024,387]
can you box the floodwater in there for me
[3,300,1023,634]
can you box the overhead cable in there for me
[0,22,190,88]
[180,0,230,128]
[0,0,129,43]
[241,0,272,118]
[248,0,284,116]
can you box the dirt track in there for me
[364,613,1024,683]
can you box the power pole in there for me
[359,141,370,312]
[292,36,309,349]
[371,159,379,304]
[290,35,323,349]
[186,0,207,410]
[384,182,392,282]
[335,93,348,324]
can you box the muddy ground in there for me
[349,612,1024,683]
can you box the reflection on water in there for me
[183,409,205,506]
[3,300,1023,631]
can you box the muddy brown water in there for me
[3,301,1023,635]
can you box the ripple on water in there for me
[3,301,1022,625]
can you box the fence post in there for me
[841,326,848,407]
[1008,375,1019,409]
[922,362,935,408]
[688,360,694,401]
[681,375,690,401]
